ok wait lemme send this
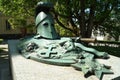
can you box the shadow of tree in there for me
[0,45,12,80]
[0,49,9,67]
[0,50,9,63]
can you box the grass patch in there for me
[91,46,120,57]
[0,39,3,44]
[0,48,3,52]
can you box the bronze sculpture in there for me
[17,2,113,80]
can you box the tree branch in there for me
[54,13,77,35]
[22,4,34,16]
[94,2,113,26]
[52,10,69,18]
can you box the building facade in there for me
[0,13,21,34]
[0,13,35,39]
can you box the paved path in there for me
[0,43,12,80]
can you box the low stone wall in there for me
[8,40,120,80]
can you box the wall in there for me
[0,13,21,35]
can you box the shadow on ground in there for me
[0,45,12,80]
[0,50,9,63]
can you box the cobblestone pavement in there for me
[0,43,12,80]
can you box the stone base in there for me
[8,40,120,80]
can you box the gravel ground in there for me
[0,43,12,80]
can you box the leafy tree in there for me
[49,0,119,38]
[0,0,38,29]
[102,7,120,41]
[0,0,119,38]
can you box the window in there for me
[6,20,11,30]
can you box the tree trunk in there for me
[80,0,86,38]
[86,0,95,38]
[80,0,96,38]
[20,27,27,37]
[114,35,119,41]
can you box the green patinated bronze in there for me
[17,2,113,80]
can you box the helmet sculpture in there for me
[35,2,59,39]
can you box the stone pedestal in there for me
[8,40,120,80]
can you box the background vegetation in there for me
[92,46,120,57]
[0,0,120,40]
[0,39,3,52]
[0,39,3,44]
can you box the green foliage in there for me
[0,39,3,44]
[0,0,37,17]
[49,0,119,37]
[0,0,38,29]
[92,46,120,57]
[90,40,120,57]
[8,18,27,29]
[102,8,120,41]
[0,39,3,53]
[0,0,119,37]
[0,48,2,52]
[55,24,75,37]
